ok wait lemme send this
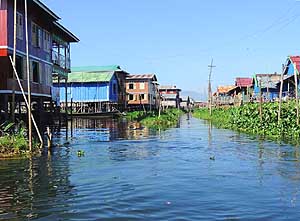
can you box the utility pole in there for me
[208,59,216,116]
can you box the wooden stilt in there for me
[11,0,17,123]
[259,80,263,124]
[278,69,284,123]
[25,0,32,151]
[294,63,299,126]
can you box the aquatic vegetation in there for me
[193,101,300,144]
[77,150,85,157]
[140,109,183,129]
[0,122,39,158]
[126,109,184,129]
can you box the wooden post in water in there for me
[11,0,17,123]
[294,63,299,126]
[71,98,73,137]
[25,0,32,151]
[259,80,263,124]
[46,127,52,149]
[278,68,284,123]
[208,59,216,116]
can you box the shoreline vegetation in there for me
[193,101,300,145]
[0,122,40,159]
[126,109,184,129]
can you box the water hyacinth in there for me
[193,101,300,144]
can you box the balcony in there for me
[52,51,71,71]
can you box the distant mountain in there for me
[181,90,207,102]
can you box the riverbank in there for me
[193,102,300,144]
[126,109,184,129]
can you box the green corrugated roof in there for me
[68,71,114,83]
[71,65,121,73]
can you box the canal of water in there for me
[1,114,300,220]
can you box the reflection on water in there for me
[0,152,73,220]
[1,116,300,220]
[67,118,159,142]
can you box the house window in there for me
[129,94,134,100]
[16,55,23,79]
[44,31,51,52]
[113,83,117,94]
[31,23,42,48]
[140,94,145,100]
[31,61,39,83]
[16,12,23,40]
[140,82,145,90]
[129,83,134,89]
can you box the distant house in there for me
[126,74,159,111]
[235,77,253,94]
[55,66,126,113]
[253,73,281,100]
[213,85,237,105]
[214,85,237,97]
[281,56,300,98]
[180,96,194,110]
[159,85,181,109]
[55,65,129,112]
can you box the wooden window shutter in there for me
[38,29,42,48]
[29,61,33,81]
[23,57,27,80]
[39,63,43,84]
[48,66,51,86]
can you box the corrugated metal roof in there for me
[162,94,177,99]
[68,72,114,83]
[255,74,281,89]
[235,77,253,87]
[289,56,300,73]
[159,85,181,91]
[127,74,157,81]
[217,85,237,94]
[71,65,121,73]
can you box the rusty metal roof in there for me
[126,74,157,81]
[235,77,253,87]
[217,85,237,94]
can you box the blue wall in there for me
[54,75,119,103]
[253,84,279,100]
[287,62,295,76]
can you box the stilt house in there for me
[0,0,79,122]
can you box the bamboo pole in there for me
[11,0,17,122]
[294,63,299,126]
[278,70,284,123]
[9,56,43,146]
[25,0,32,151]
[259,80,263,123]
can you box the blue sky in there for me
[43,0,300,98]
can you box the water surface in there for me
[1,115,300,220]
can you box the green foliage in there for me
[126,109,183,130]
[0,121,39,157]
[193,101,300,144]
[141,109,183,129]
